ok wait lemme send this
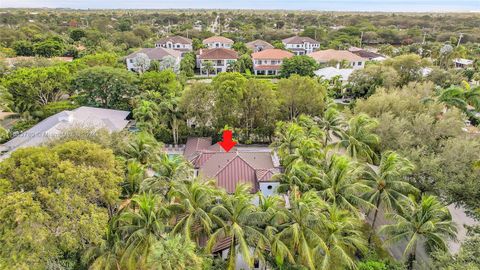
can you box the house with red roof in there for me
[202,36,234,49]
[183,137,280,196]
[197,48,238,75]
[251,49,294,75]
[308,49,367,69]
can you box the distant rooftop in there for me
[0,106,130,160]
[125,47,183,60]
[282,36,319,44]
[308,49,365,62]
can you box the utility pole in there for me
[360,31,364,47]
[457,33,463,47]
[422,32,427,45]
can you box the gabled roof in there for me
[198,48,238,60]
[1,107,130,160]
[348,47,384,59]
[156,35,192,45]
[308,49,365,62]
[251,49,294,60]
[246,39,274,50]
[183,137,212,159]
[202,36,234,44]
[126,47,183,60]
[282,36,319,45]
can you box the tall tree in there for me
[73,66,138,109]
[363,151,416,242]
[380,195,457,270]
[339,114,380,163]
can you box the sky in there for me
[1,0,479,12]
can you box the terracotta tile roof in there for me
[308,49,365,62]
[251,49,294,60]
[203,36,234,44]
[126,47,182,60]
[156,35,192,44]
[198,48,238,60]
[246,39,274,50]
[282,36,319,44]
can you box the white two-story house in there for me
[282,36,320,55]
[202,36,234,49]
[197,48,238,75]
[155,36,193,53]
[251,49,293,75]
[125,47,183,73]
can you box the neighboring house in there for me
[155,35,193,52]
[0,107,131,160]
[349,47,386,61]
[308,49,366,69]
[314,67,354,83]
[246,39,274,53]
[203,36,234,49]
[197,48,238,75]
[251,49,293,75]
[453,58,474,69]
[183,137,280,195]
[282,36,320,55]
[125,47,183,72]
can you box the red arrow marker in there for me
[218,130,237,152]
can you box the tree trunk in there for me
[368,194,382,244]
[407,243,417,270]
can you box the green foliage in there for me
[73,66,139,109]
[358,260,387,270]
[39,100,79,119]
[138,70,181,95]
[77,52,120,67]
[180,52,196,77]
[12,40,34,56]
[383,54,425,86]
[280,55,318,77]
[4,65,72,112]
[349,64,400,98]
[0,141,123,269]
[277,75,327,120]
[146,235,206,270]
[70,28,86,41]
[34,38,65,57]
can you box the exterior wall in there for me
[284,42,320,55]
[126,56,182,73]
[259,182,280,197]
[205,42,233,49]
[317,60,365,70]
[252,58,283,75]
[216,157,257,193]
[155,42,193,51]
[199,58,237,75]
[220,248,266,270]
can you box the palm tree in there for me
[463,84,480,111]
[276,189,328,269]
[317,205,368,270]
[437,86,468,111]
[363,151,417,243]
[275,161,322,193]
[318,107,344,146]
[123,132,162,165]
[318,154,374,213]
[119,192,168,269]
[168,178,219,243]
[339,114,380,163]
[83,216,125,270]
[271,122,304,164]
[206,185,267,270]
[132,100,159,134]
[146,234,205,270]
[380,195,457,270]
[160,96,182,145]
[142,153,193,195]
[121,160,146,201]
[203,61,215,77]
